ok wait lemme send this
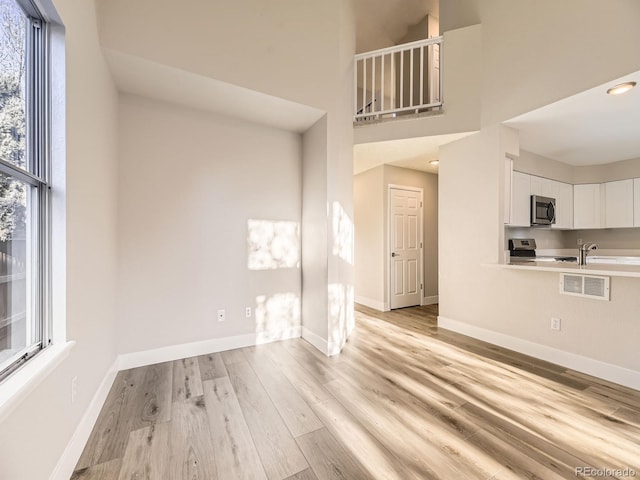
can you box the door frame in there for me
[387,184,424,311]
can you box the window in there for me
[0,0,49,381]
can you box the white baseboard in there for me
[118,327,302,371]
[302,327,329,356]
[49,358,118,480]
[354,295,386,312]
[438,316,640,391]
[422,295,439,306]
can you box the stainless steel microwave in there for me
[531,195,556,225]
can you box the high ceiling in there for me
[354,0,439,53]
[505,69,640,166]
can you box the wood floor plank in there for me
[172,357,204,401]
[168,396,217,479]
[117,423,170,480]
[131,361,173,430]
[279,340,337,384]
[284,469,319,480]
[75,368,147,469]
[310,398,414,480]
[612,405,640,425]
[71,459,122,480]
[323,377,490,480]
[245,347,324,437]
[295,428,370,480]
[220,348,248,365]
[463,427,568,480]
[203,377,267,480]
[262,342,334,405]
[197,352,228,381]
[226,361,309,480]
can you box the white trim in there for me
[438,316,640,390]
[118,327,302,371]
[422,295,439,305]
[355,295,386,311]
[0,341,75,423]
[302,327,329,356]
[49,358,118,480]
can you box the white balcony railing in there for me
[354,37,442,122]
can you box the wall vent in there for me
[559,273,610,301]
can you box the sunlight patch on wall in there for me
[328,283,355,355]
[331,202,354,265]
[248,219,300,270]
[255,292,301,343]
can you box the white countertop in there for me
[487,261,640,278]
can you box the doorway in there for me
[388,185,423,309]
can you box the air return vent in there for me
[559,273,610,301]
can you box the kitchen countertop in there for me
[487,260,640,278]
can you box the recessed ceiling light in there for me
[606,81,636,95]
[429,160,439,165]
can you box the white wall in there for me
[117,95,302,355]
[0,0,120,478]
[96,0,347,112]
[354,166,384,309]
[98,0,356,354]
[301,116,328,343]
[478,0,640,126]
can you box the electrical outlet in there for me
[245,307,252,318]
[577,238,583,246]
[551,317,561,331]
[217,309,225,322]
[71,376,78,403]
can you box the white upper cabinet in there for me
[635,178,640,227]
[604,179,634,228]
[574,184,604,229]
[509,171,531,227]
[550,180,573,230]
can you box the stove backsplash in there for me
[506,226,640,251]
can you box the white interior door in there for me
[389,187,422,309]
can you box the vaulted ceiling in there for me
[354,0,439,53]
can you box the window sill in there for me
[0,341,75,423]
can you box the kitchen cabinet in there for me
[509,171,531,227]
[604,179,634,228]
[551,180,573,229]
[634,178,640,227]
[529,175,553,198]
[573,184,604,229]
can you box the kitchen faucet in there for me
[578,242,597,266]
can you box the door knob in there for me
[391,252,398,257]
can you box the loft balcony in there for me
[354,37,443,123]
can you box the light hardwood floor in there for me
[72,304,640,479]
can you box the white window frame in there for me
[0,0,51,382]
